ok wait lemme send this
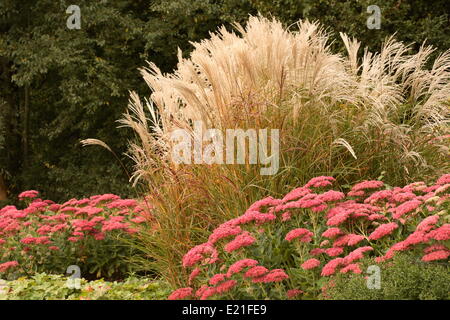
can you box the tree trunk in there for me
[0,174,7,201]
[22,85,30,163]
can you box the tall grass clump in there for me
[84,16,449,287]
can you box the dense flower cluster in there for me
[0,191,153,279]
[169,174,450,300]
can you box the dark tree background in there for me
[1,0,449,203]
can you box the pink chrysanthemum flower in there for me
[107,199,137,209]
[364,190,393,204]
[301,258,321,270]
[340,263,362,274]
[431,224,450,241]
[317,190,345,203]
[368,213,387,221]
[375,248,396,262]
[326,247,344,257]
[390,199,422,219]
[215,280,237,294]
[48,204,61,212]
[101,221,130,232]
[254,269,288,283]
[244,266,269,278]
[299,198,324,209]
[285,228,313,242]
[392,192,416,203]
[332,234,352,247]
[326,205,348,219]
[287,289,304,299]
[282,187,311,202]
[18,190,39,200]
[351,180,384,192]
[321,258,345,276]
[224,231,256,253]
[347,190,365,197]
[321,228,342,238]
[194,285,208,298]
[416,215,440,233]
[368,222,398,240]
[421,250,450,262]
[344,246,373,264]
[226,259,259,277]
[209,273,228,285]
[89,194,120,206]
[168,287,193,300]
[305,176,335,188]
[200,287,217,300]
[436,173,450,185]
[326,210,351,226]
[312,204,328,212]
[93,232,105,240]
[234,211,276,225]
[281,211,291,221]
[0,261,19,272]
[208,224,242,244]
[188,268,201,284]
[347,234,365,246]
[423,244,448,254]
[182,243,218,267]
[435,183,450,194]
[310,248,325,256]
[247,196,281,212]
[403,231,426,246]
[20,236,51,245]
[320,240,331,247]
[391,240,409,252]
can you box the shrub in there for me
[168,174,449,300]
[326,252,450,300]
[0,191,153,280]
[0,273,170,300]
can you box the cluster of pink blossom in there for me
[170,174,449,300]
[0,191,153,276]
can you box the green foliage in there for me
[252,0,450,59]
[0,274,170,300]
[1,0,449,202]
[0,0,149,202]
[327,253,450,300]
